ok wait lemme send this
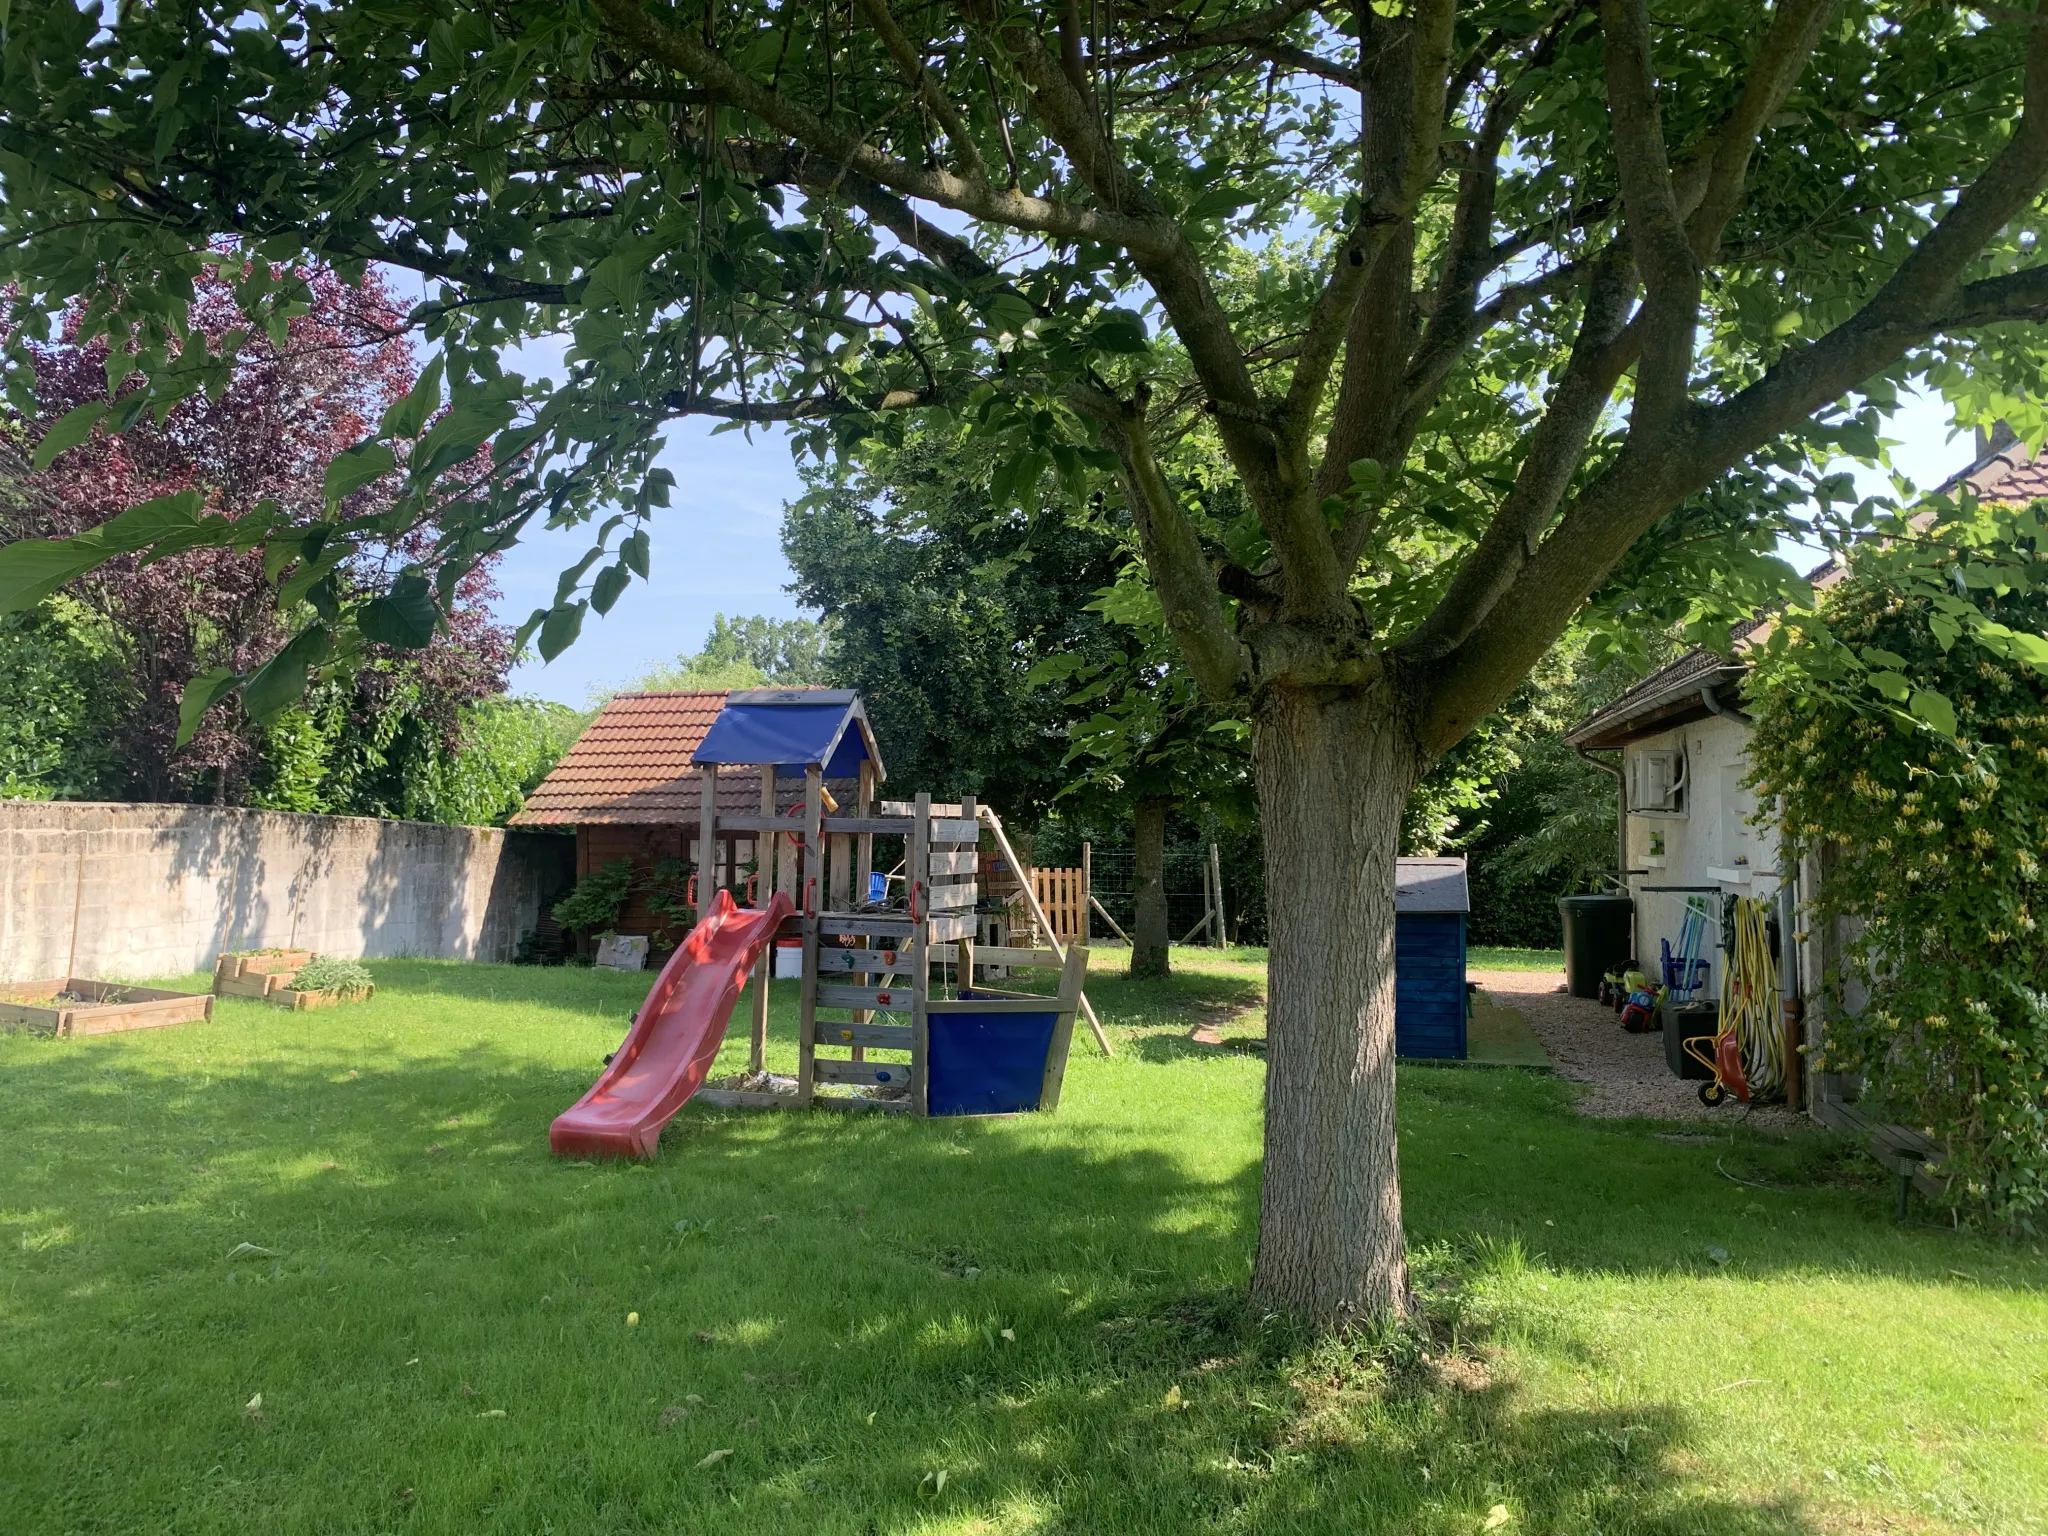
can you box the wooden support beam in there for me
[979,807,1113,1057]
[910,791,932,1116]
[751,762,775,1075]
[796,765,825,1108]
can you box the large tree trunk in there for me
[1129,795,1172,979]
[1249,684,1421,1326]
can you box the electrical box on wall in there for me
[1629,749,1687,817]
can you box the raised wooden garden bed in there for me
[212,951,371,1009]
[0,978,215,1037]
[212,950,315,1001]
[275,983,375,1011]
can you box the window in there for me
[1630,749,1687,816]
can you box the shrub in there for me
[1749,571,2048,1230]
[552,859,637,935]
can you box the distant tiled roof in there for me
[509,692,785,827]
[1956,438,2048,506]
[1567,438,2047,747]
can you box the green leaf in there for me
[1185,187,1254,221]
[621,528,651,579]
[379,355,444,440]
[591,561,630,615]
[1088,309,1150,354]
[32,401,108,469]
[323,441,397,505]
[242,627,335,724]
[1860,646,1909,670]
[0,538,105,614]
[514,606,550,654]
[538,601,586,661]
[1867,671,1910,702]
[0,489,207,612]
[176,667,243,747]
[1928,613,1961,652]
[357,572,440,649]
[1909,688,1957,737]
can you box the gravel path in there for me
[1477,969,1802,1128]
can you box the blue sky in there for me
[496,418,808,705]
[492,386,1983,706]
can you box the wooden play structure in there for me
[689,692,1103,1115]
[545,690,1110,1150]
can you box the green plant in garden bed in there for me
[1750,544,2048,1231]
[289,955,375,998]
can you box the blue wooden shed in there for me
[1396,857,1469,1060]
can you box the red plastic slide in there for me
[549,889,796,1159]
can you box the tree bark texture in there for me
[1130,795,1172,979]
[1249,685,1421,1326]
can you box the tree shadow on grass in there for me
[0,982,2029,1535]
[0,1033,1836,1536]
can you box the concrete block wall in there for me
[0,801,576,982]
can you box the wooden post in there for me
[1038,941,1091,1111]
[65,842,85,982]
[980,808,1113,1057]
[910,791,932,1115]
[698,763,719,915]
[854,760,876,906]
[1081,841,1092,943]
[1209,842,1227,949]
[750,762,776,1075]
[796,766,824,1108]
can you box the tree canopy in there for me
[5,0,2048,1324]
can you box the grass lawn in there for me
[1467,946,1565,974]
[2,950,2042,1534]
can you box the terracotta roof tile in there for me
[509,691,792,826]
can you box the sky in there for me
[491,385,1985,707]
[495,418,808,705]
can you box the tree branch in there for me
[1419,9,2048,750]
[587,0,1172,256]
[850,0,988,182]
[1599,0,1699,431]
[1092,388,1250,698]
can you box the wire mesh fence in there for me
[1085,844,1232,945]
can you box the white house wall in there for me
[1623,712,1783,1000]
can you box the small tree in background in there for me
[625,612,836,694]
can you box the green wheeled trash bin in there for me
[1558,892,1634,999]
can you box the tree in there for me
[1747,500,2048,1228]
[785,446,1128,813]
[628,612,835,692]
[2,265,512,804]
[4,0,2048,1325]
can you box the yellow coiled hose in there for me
[1718,896,1783,1098]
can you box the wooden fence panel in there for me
[1032,867,1088,944]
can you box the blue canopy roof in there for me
[690,689,883,779]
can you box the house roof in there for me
[508,691,794,828]
[1567,433,2045,750]
[1396,857,1469,915]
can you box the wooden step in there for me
[818,913,914,938]
[816,946,907,974]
